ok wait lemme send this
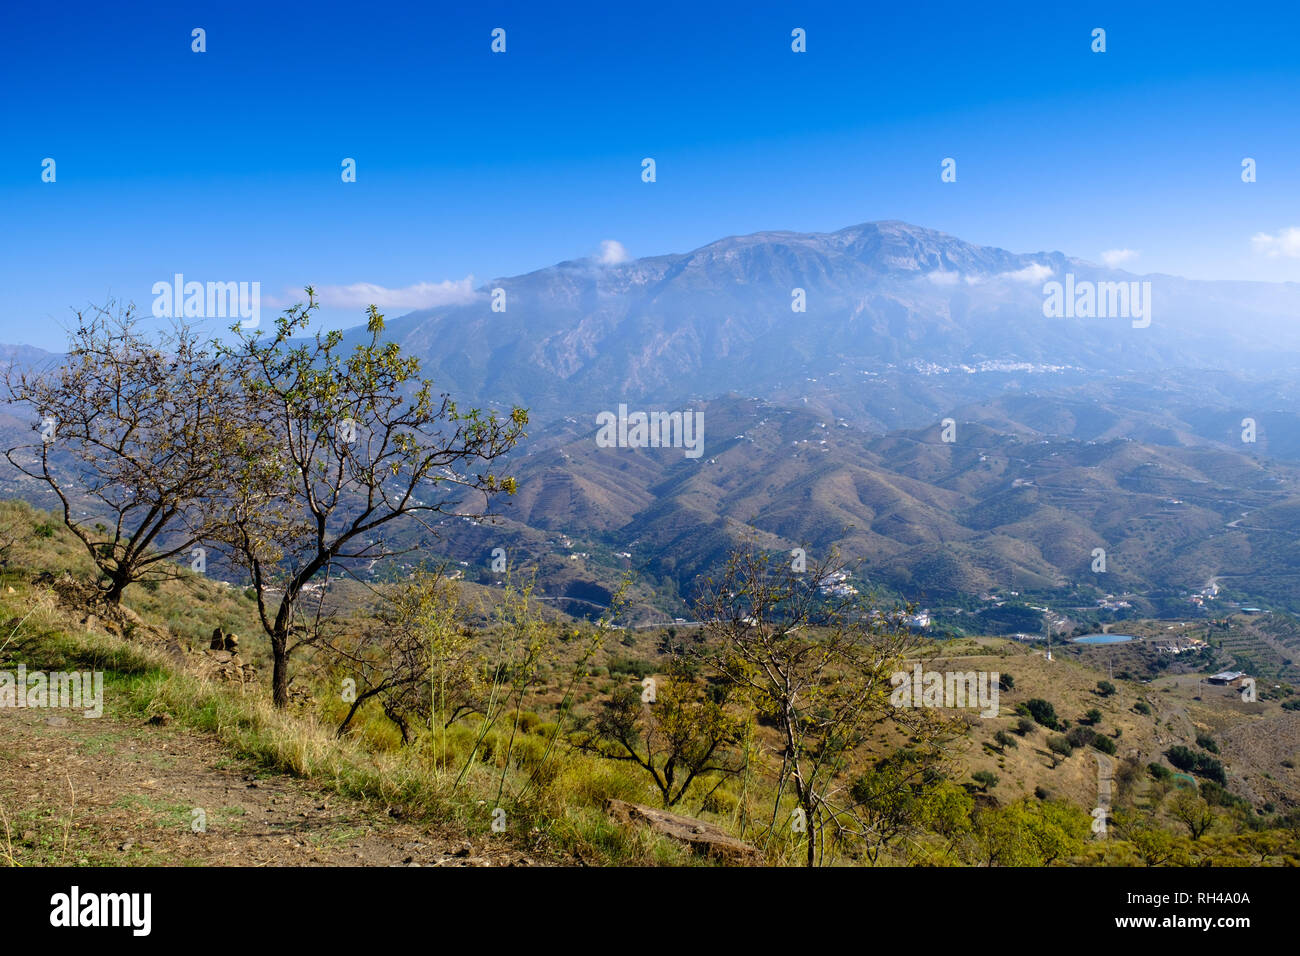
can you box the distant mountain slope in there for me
[364,221,1300,426]
[400,394,1300,620]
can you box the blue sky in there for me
[3,0,1300,348]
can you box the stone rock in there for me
[605,798,761,865]
[44,716,70,728]
[210,627,225,651]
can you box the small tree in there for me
[1130,825,1188,866]
[581,657,746,808]
[217,291,526,707]
[1022,698,1059,729]
[1047,734,1073,767]
[694,546,955,867]
[850,747,963,864]
[332,568,478,744]
[1169,790,1216,840]
[969,799,1089,866]
[4,305,246,604]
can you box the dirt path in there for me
[0,708,539,867]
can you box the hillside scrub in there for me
[2,531,1299,866]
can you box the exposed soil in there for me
[0,707,540,867]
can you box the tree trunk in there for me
[804,798,816,868]
[103,571,129,606]
[271,632,289,708]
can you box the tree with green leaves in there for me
[850,748,966,864]
[581,656,747,809]
[967,799,1090,866]
[331,567,478,744]
[1047,734,1073,768]
[1169,789,1217,841]
[694,546,955,867]
[216,290,527,707]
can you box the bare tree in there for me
[4,303,247,604]
[216,290,526,708]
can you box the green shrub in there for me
[606,655,656,679]
[1047,735,1073,761]
[1023,698,1059,730]
[1066,726,1096,748]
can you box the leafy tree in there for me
[1130,826,1188,866]
[1021,698,1059,730]
[968,799,1089,865]
[1169,790,1216,840]
[1083,708,1103,725]
[1166,745,1226,785]
[1096,680,1116,697]
[1166,745,1198,772]
[850,748,963,864]
[993,729,1018,751]
[1046,734,1073,767]
[332,568,478,744]
[972,770,998,791]
[695,546,955,867]
[580,656,746,808]
[216,291,526,707]
[1066,726,1097,749]
[4,305,246,604]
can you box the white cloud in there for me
[999,263,1054,284]
[1251,227,1300,259]
[597,239,629,265]
[926,270,961,285]
[313,277,479,311]
[1100,248,1139,268]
